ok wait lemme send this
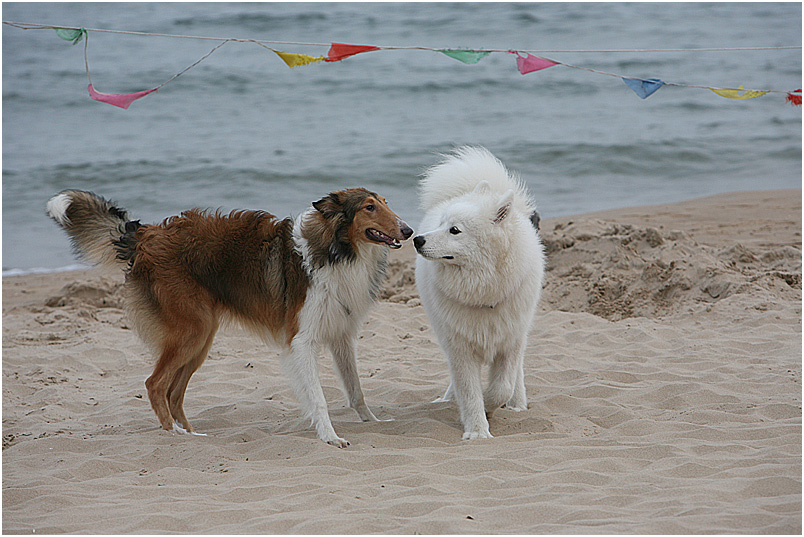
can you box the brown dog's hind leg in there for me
[146,347,184,432]
[145,310,217,434]
[167,322,218,432]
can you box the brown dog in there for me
[47,188,412,447]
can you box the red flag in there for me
[786,89,802,106]
[326,43,380,62]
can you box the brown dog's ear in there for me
[313,193,342,218]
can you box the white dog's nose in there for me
[413,235,426,251]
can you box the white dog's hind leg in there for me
[280,340,349,448]
[449,354,492,440]
[484,350,518,418]
[328,337,383,422]
[486,344,528,415]
[506,357,528,412]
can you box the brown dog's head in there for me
[309,188,413,264]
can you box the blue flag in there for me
[623,78,665,99]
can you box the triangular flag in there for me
[786,89,801,106]
[54,27,86,45]
[439,49,491,65]
[88,84,158,109]
[623,77,665,99]
[513,53,558,74]
[326,43,380,62]
[710,85,769,100]
[272,49,325,68]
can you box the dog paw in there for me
[327,437,350,448]
[355,406,392,422]
[432,396,452,404]
[462,430,493,441]
[172,423,207,437]
[502,403,528,412]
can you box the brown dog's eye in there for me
[365,204,375,212]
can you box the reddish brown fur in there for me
[349,195,400,247]
[124,210,306,431]
[120,188,409,433]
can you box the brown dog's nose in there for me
[400,223,414,240]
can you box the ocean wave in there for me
[2,2,800,273]
[3,264,90,278]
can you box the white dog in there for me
[413,147,545,440]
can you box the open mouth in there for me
[366,228,402,249]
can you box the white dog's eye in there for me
[449,226,461,235]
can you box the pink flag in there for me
[513,52,559,74]
[88,84,158,109]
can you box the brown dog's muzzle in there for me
[366,220,413,249]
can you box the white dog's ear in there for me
[493,190,514,224]
[473,181,492,195]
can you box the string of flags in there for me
[5,21,801,110]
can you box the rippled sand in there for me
[3,190,800,534]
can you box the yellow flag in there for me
[710,85,769,100]
[272,49,325,68]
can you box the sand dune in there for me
[3,190,801,533]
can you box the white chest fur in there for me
[293,211,388,343]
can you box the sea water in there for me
[2,2,801,273]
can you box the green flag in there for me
[54,28,86,45]
[439,49,491,65]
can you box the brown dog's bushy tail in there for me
[46,189,141,269]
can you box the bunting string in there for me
[5,20,801,109]
[7,21,801,53]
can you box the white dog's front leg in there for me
[280,340,348,448]
[449,354,492,440]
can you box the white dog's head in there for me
[413,181,515,266]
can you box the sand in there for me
[3,189,801,534]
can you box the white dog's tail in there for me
[419,146,536,216]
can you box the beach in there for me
[3,189,801,533]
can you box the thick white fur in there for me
[414,146,545,440]
[46,192,72,226]
[419,146,536,217]
[291,209,388,447]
